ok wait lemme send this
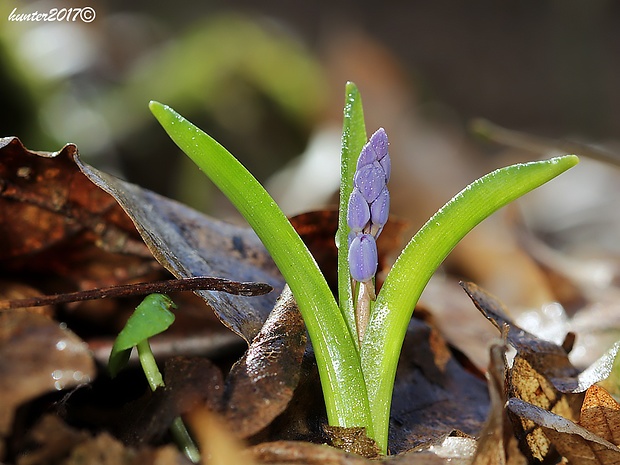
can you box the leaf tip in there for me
[564,154,580,167]
[548,154,579,175]
[148,100,162,111]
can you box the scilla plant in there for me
[149,82,578,454]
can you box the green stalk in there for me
[361,155,579,450]
[150,102,373,434]
[136,339,200,463]
[137,339,165,391]
[337,82,367,348]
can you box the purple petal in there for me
[354,162,386,203]
[348,234,378,282]
[356,143,375,169]
[369,187,389,237]
[347,188,370,232]
[369,128,388,161]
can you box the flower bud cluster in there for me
[347,128,390,282]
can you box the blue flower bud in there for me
[348,234,378,282]
[347,188,371,233]
[346,128,390,284]
[369,186,389,237]
[354,162,386,203]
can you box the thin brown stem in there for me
[355,280,376,345]
[0,276,272,310]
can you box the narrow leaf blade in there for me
[361,155,579,450]
[337,82,367,345]
[149,101,372,434]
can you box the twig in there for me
[0,276,272,310]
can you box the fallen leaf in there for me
[248,440,371,465]
[552,342,620,394]
[0,137,140,261]
[461,281,583,462]
[471,343,527,465]
[580,385,620,447]
[0,137,167,329]
[222,286,307,438]
[508,397,620,465]
[0,312,95,458]
[77,157,284,343]
[388,313,489,454]
[17,415,186,465]
[461,281,578,381]
[62,431,186,465]
[249,436,477,465]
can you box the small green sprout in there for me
[108,294,200,463]
[149,82,578,454]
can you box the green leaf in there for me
[149,101,373,434]
[361,154,580,450]
[337,82,367,347]
[108,293,176,378]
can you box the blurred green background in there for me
[1,0,619,220]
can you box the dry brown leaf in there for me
[388,313,489,454]
[222,286,306,438]
[0,137,160,326]
[62,431,186,465]
[0,137,141,261]
[471,344,527,465]
[0,312,95,457]
[248,440,371,465]
[580,385,620,447]
[461,281,584,462]
[77,156,284,343]
[17,414,193,465]
[508,397,620,465]
[249,436,478,465]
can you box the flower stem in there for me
[137,339,164,391]
[136,339,200,463]
[355,280,375,345]
[170,417,201,464]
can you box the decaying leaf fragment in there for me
[462,281,620,464]
[77,158,284,343]
[471,344,527,465]
[580,385,620,447]
[0,312,95,459]
[461,281,583,462]
[388,312,489,454]
[508,397,620,465]
[0,137,141,260]
[222,286,307,438]
[322,425,380,458]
